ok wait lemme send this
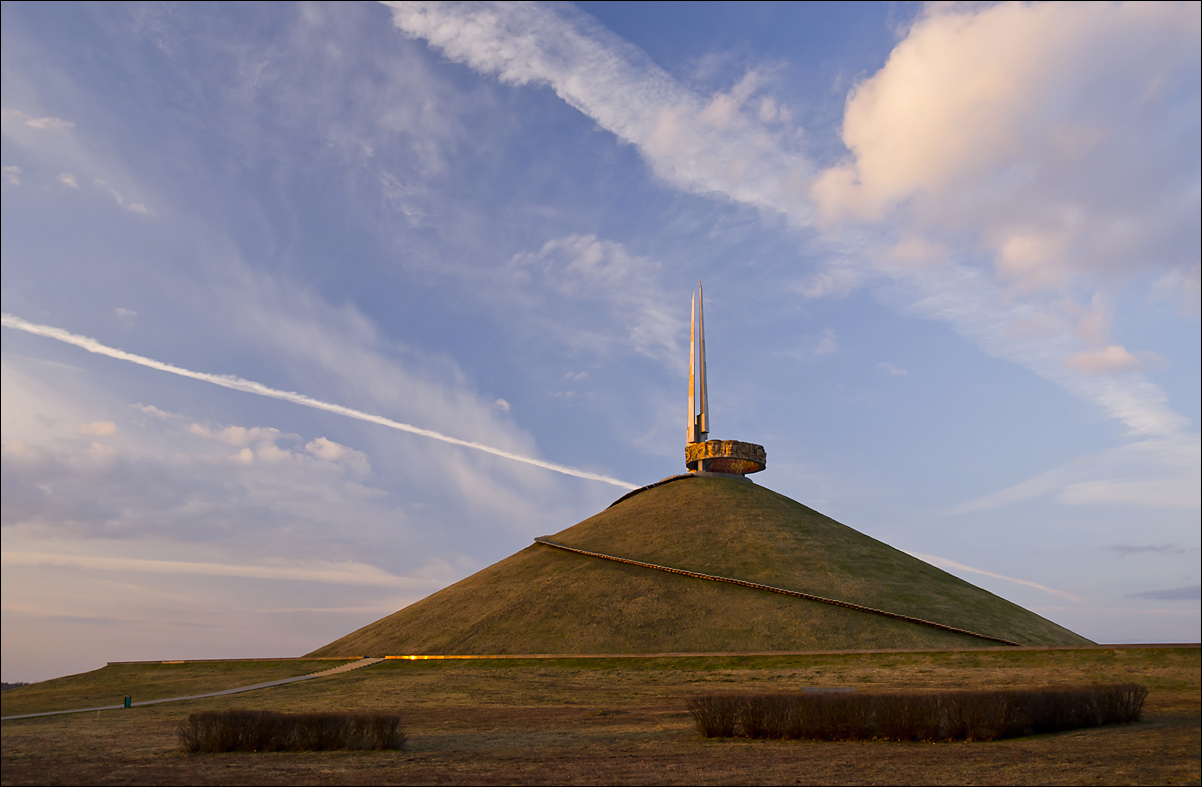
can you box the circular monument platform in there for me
[685,439,766,475]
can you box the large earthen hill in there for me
[310,475,1091,656]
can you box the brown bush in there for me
[178,710,406,753]
[689,684,1148,741]
[685,695,740,738]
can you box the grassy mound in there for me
[311,476,1090,656]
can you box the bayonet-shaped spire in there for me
[683,282,766,475]
[688,282,709,444]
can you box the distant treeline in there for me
[689,684,1148,741]
[1,682,30,692]
[179,710,405,753]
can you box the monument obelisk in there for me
[685,283,766,476]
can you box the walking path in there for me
[5,645,1194,722]
[0,658,385,721]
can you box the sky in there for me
[2,1,1199,683]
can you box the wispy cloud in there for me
[1152,262,1202,316]
[79,421,116,437]
[946,437,1201,515]
[1127,585,1201,602]
[2,105,155,216]
[1059,479,1200,509]
[386,1,1195,442]
[1106,544,1193,558]
[784,328,839,361]
[383,2,812,221]
[811,329,839,357]
[1,314,637,489]
[1064,345,1151,375]
[0,108,75,132]
[0,551,440,589]
[508,234,682,365]
[92,177,151,215]
[878,260,1188,438]
[814,2,1200,286]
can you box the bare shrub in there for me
[686,695,741,738]
[740,694,794,739]
[178,710,406,753]
[688,684,1148,741]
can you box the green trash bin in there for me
[123,696,131,709]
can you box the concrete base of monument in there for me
[685,439,766,476]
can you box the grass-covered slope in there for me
[310,476,1090,656]
[0,660,351,717]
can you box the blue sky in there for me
[2,1,1199,682]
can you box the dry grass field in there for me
[2,646,1197,785]
[0,660,351,718]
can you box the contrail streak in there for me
[905,550,1086,604]
[2,314,638,490]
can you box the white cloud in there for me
[92,177,152,215]
[785,329,839,361]
[508,234,682,365]
[189,422,283,448]
[305,436,371,475]
[384,1,813,223]
[79,421,116,437]
[812,328,838,356]
[1,102,155,215]
[876,362,907,376]
[882,233,948,269]
[130,402,177,420]
[0,108,75,132]
[813,2,1200,290]
[947,436,1201,515]
[880,262,1188,437]
[1059,480,1200,510]
[305,436,348,462]
[1153,262,1202,316]
[1064,345,1147,375]
[389,1,1196,443]
[2,166,20,186]
[179,422,371,475]
[1,356,406,554]
[0,551,437,589]
[793,263,864,300]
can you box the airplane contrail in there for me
[905,550,1087,604]
[1,314,638,490]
